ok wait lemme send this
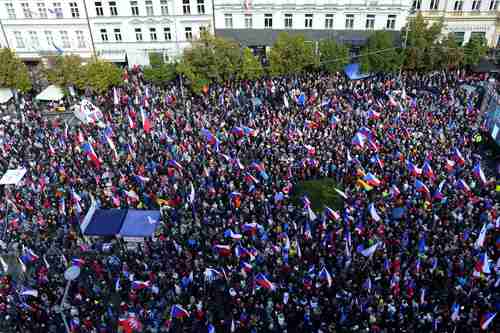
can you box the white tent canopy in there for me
[0,88,13,104]
[35,85,64,101]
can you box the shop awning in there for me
[0,88,13,104]
[35,85,64,101]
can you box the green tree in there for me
[402,12,444,71]
[83,58,122,94]
[45,55,86,89]
[437,33,464,69]
[0,48,32,92]
[237,48,264,80]
[178,32,242,92]
[463,35,488,66]
[268,32,318,76]
[143,63,177,85]
[148,52,165,67]
[360,31,402,73]
[318,39,349,73]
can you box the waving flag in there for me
[242,223,260,234]
[318,267,333,287]
[214,244,232,257]
[20,289,38,298]
[480,312,496,330]
[240,261,252,273]
[390,185,401,199]
[141,108,152,133]
[455,179,471,193]
[20,248,39,264]
[415,179,430,196]
[433,180,446,201]
[82,142,100,167]
[367,109,381,120]
[167,160,184,172]
[451,303,460,322]
[351,133,366,148]
[473,162,487,184]
[474,223,487,249]
[368,203,381,222]
[360,242,380,257]
[71,258,85,267]
[224,229,243,240]
[171,305,190,319]
[201,128,217,145]
[407,161,422,177]
[363,173,381,187]
[118,316,143,333]
[444,159,455,173]
[453,148,465,166]
[132,280,151,290]
[473,252,491,277]
[371,154,384,169]
[255,273,275,290]
[127,114,136,129]
[422,161,435,179]
[324,207,340,221]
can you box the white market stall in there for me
[35,85,64,101]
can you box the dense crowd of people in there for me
[0,68,498,333]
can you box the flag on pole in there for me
[360,242,380,257]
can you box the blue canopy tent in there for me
[82,208,161,237]
[344,63,371,80]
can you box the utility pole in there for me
[81,0,97,58]
[211,0,217,36]
[399,15,411,82]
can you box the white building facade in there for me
[411,0,499,47]
[213,0,412,54]
[0,0,214,65]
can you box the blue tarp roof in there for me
[83,209,127,236]
[344,63,371,80]
[119,210,161,237]
[83,209,160,237]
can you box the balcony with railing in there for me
[411,10,499,19]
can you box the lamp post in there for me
[81,0,97,57]
[58,266,81,333]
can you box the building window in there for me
[160,0,168,15]
[37,3,48,18]
[225,14,233,28]
[453,1,463,10]
[52,3,63,18]
[412,0,422,10]
[21,3,32,18]
[490,0,499,10]
[29,31,39,48]
[114,28,122,41]
[245,14,252,28]
[325,14,334,29]
[14,32,24,48]
[429,0,440,9]
[45,31,54,47]
[135,28,142,41]
[95,2,103,16]
[454,32,465,45]
[264,14,273,28]
[386,15,396,29]
[100,28,108,42]
[345,14,354,29]
[199,26,206,34]
[150,27,157,41]
[146,0,154,16]
[305,14,313,28]
[183,0,191,14]
[109,1,118,16]
[70,3,80,18]
[366,14,375,29]
[60,30,70,48]
[185,27,193,40]
[164,27,172,40]
[76,30,86,48]
[5,3,16,19]
[284,14,293,28]
[471,0,481,9]
[131,1,139,16]
[470,31,486,40]
[197,0,205,14]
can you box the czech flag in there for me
[132,280,151,290]
[415,179,430,196]
[20,248,40,264]
[473,163,487,184]
[407,161,422,177]
[367,109,381,120]
[255,273,275,291]
[324,207,340,221]
[371,154,384,169]
[444,159,455,173]
[453,148,465,166]
[170,304,190,319]
[318,267,333,287]
[213,244,232,257]
[224,229,243,240]
[368,203,381,222]
[351,133,366,148]
[433,180,446,201]
[141,107,152,133]
[363,173,381,187]
[127,113,136,129]
[82,141,100,165]
[422,161,435,179]
[480,312,496,330]
[118,316,143,333]
[242,223,260,234]
[473,252,491,277]
[231,126,244,137]
[242,126,257,137]
[167,160,184,172]
[201,128,217,145]
[240,261,252,273]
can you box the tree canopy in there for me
[268,32,317,76]
[0,48,32,92]
[360,31,401,73]
[318,39,349,73]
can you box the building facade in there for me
[213,0,412,54]
[0,0,214,65]
[411,0,499,47]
